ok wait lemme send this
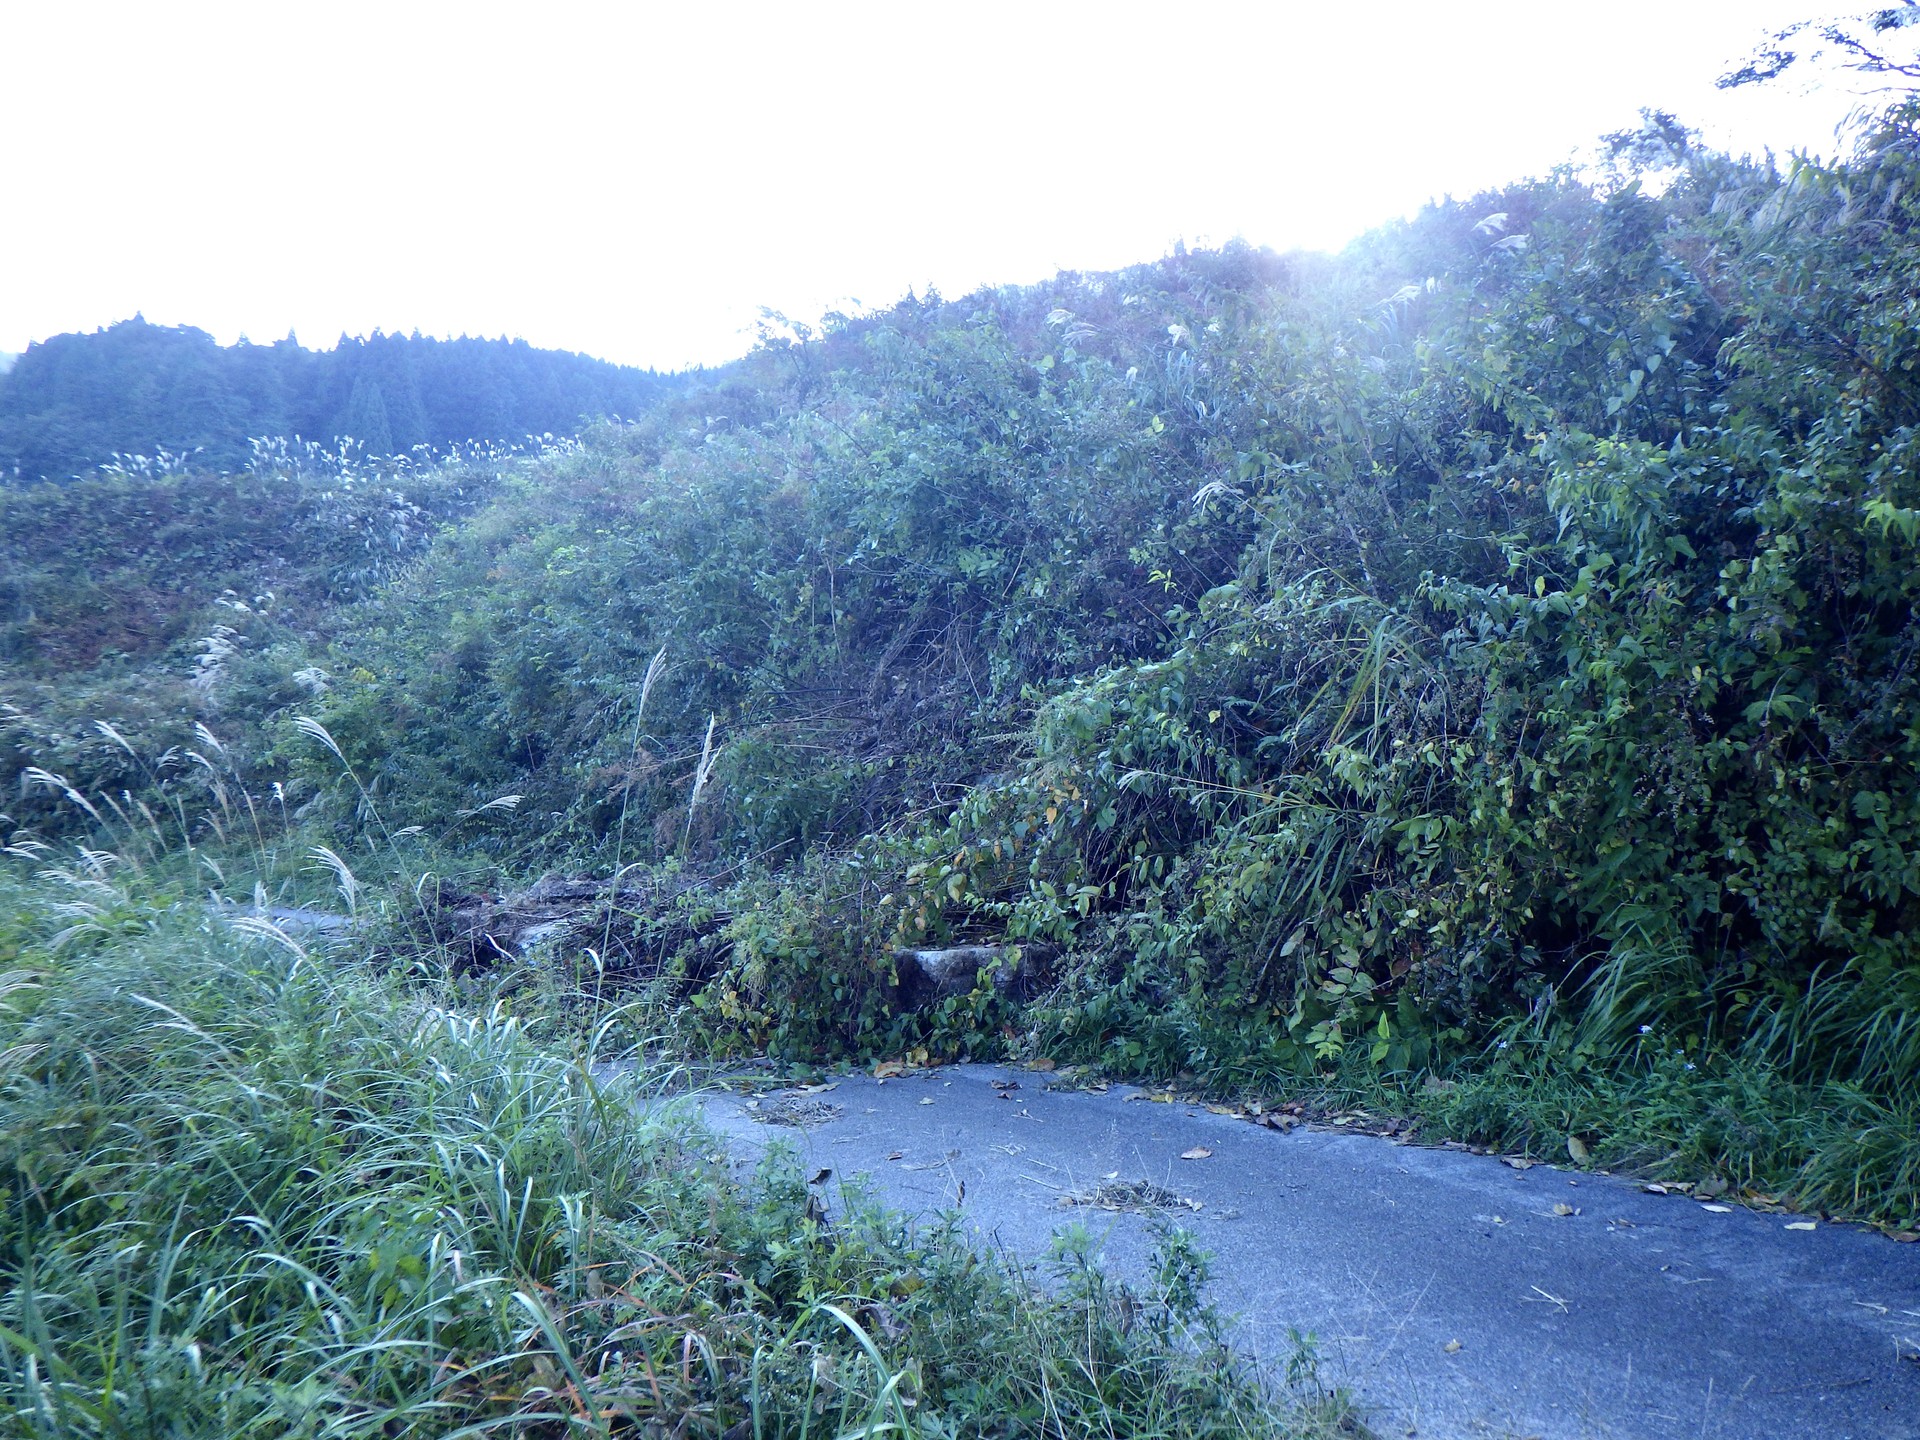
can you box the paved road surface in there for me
[694,1064,1920,1440]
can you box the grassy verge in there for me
[1027,1017,1920,1235]
[0,870,1352,1438]
[1323,1045,1920,1234]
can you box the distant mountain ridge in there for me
[0,318,680,481]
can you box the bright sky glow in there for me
[0,2,1878,371]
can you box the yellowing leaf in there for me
[1784,1221,1817,1231]
[1566,1136,1590,1163]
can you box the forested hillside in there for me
[6,108,1920,1226]
[0,319,675,480]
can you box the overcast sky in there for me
[0,2,1878,371]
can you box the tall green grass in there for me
[0,865,1348,1438]
[1040,993,1920,1232]
[1368,1040,1920,1231]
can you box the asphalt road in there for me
[694,1063,1920,1440]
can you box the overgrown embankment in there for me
[6,112,1920,1226]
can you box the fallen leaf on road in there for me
[874,1061,905,1079]
[1785,1221,1817,1231]
[808,1168,832,1186]
[1551,1203,1579,1217]
[1180,1147,1213,1160]
[795,1082,839,1095]
[918,1097,936,1106]
[1566,1136,1590,1163]
[1443,1339,1463,1354]
[886,1151,904,1161]
[1700,1203,1733,1213]
[1643,1183,1669,1194]
[1063,1178,1201,1213]
[749,1097,843,1127]
[1503,1157,1538,1170]
[1027,1058,1056,1071]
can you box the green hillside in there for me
[6,108,1920,1233]
[0,321,677,481]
